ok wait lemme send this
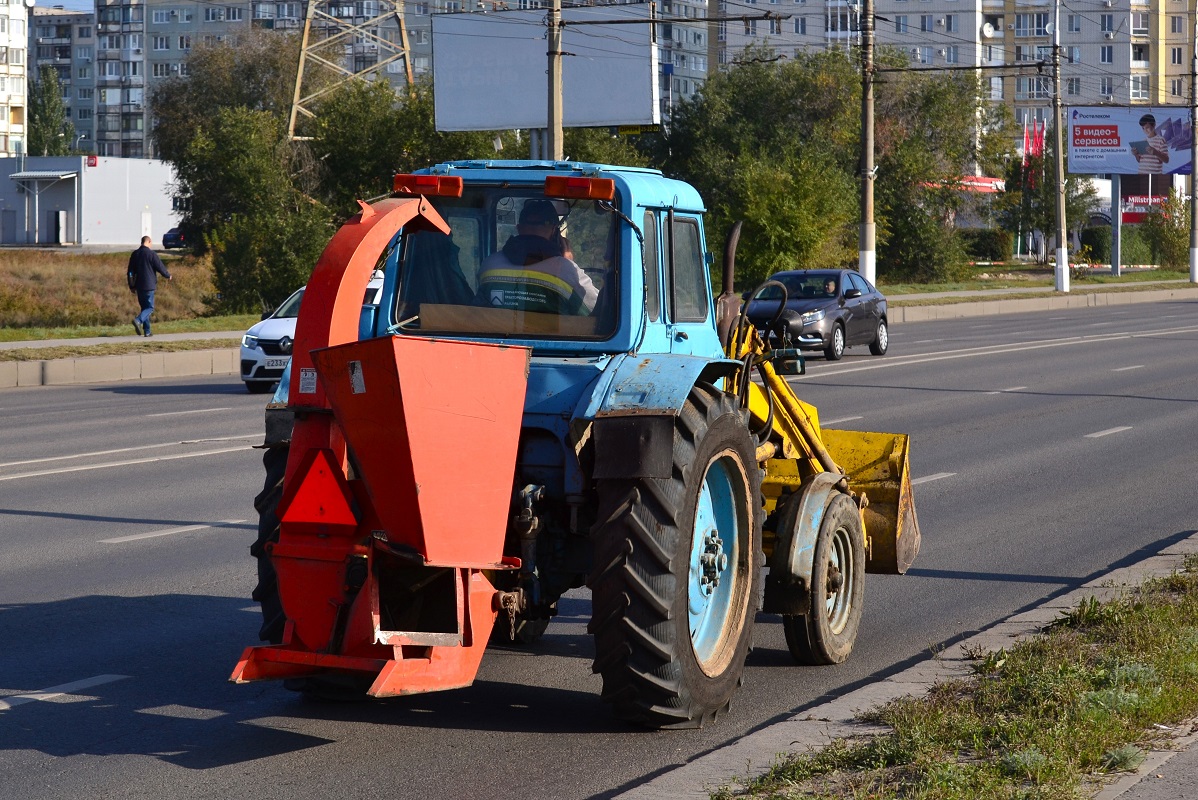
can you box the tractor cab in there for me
[368,161,723,362]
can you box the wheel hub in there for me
[699,532,729,594]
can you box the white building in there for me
[0,154,178,244]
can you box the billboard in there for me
[1068,107,1193,175]
[431,5,659,131]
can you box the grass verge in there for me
[0,339,240,362]
[716,554,1198,800]
[0,315,259,343]
[881,267,1192,297]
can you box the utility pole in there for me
[547,0,564,161]
[859,0,876,284]
[1052,0,1069,292]
[1190,0,1198,283]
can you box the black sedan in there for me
[162,227,186,249]
[745,269,888,361]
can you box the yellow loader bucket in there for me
[820,429,921,575]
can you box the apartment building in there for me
[711,0,1192,127]
[0,0,29,157]
[659,0,710,120]
[30,7,94,152]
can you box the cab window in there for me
[670,216,707,323]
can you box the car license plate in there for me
[266,357,290,369]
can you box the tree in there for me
[652,49,861,283]
[175,107,301,234]
[179,107,333,312]
[208,202,334,314]
[996,144,1098,264]
[563,127,650,167]
[151,30,303,164]
[307,78,499,219]
[652,47,1001,284]
[27,66,73,156]
[1139,189,1190,268]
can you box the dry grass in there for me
[0,338,240,362]
[0,248,217,329]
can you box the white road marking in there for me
[1088,322,1117,327]
[0,434,259,468]
[911,472,955,485]
[821,415,863,425]
[146,407,234,417]
[810,324,1198,379]
[985,385,1027,395]
[0,446,252,482]
[1111,365,1144,372]
[0,674,129,711]
[1086,426,1133,439]
[912,339,945,344]
[969,324,996,329]
[101,519,247,544]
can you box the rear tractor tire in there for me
[588,384,763,729]
[250,443,289,645]
[782,492,865,665]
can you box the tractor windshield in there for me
[390,188,620,340]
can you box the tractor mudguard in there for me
[583,352,741,419]
[762,472,845,616]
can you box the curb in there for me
[890,286,1198,324]
[616,532,1198,799]
[0,348,239,388]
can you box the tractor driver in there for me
[478,199,599,315]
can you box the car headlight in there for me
[800,308,826,325]
[242,334,258,349]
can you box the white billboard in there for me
[1068,106,1193,175]
[431,4,659,131]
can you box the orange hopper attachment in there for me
[231,196,531,697]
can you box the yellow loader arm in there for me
[724,316,921,575]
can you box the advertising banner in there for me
[1068,107,1193,175]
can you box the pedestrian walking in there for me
[127,235,171,337]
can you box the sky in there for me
[35,1,93,12]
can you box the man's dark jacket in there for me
[127,245,171,291]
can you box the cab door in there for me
[665,211,719,357]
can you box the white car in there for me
[240,274,384,393]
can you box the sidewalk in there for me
[617,531,1198,800]
[0,330,244,388]
[0,330,244,351]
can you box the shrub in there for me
[959,228,1012,262]
[1079,227,1111,264]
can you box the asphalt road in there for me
[1,300,1196,799]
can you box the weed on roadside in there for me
[717,560,1198,799]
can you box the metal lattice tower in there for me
[288,0,414,140]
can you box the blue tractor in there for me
[232,161,921,729]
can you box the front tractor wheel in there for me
[783,493,865,665]
[588,384,763,729]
